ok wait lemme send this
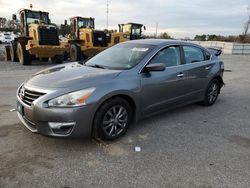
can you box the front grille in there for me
[39,26,59,45]
[92,31,108,47]
[19,87,45,106]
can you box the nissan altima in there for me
[17,39,224,140]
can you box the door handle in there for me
[177,73,184,78]
[205,65,212,70]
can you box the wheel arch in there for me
[212,75,224,88]
[95,93,137,122]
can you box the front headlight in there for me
[48,88,95,107]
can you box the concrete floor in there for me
[0,55,250,188]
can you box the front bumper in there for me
[16,87,95,138]
[26,41,68,58]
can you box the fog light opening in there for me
[49,122,75,135]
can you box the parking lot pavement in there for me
[0,55,250,188]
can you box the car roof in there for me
[124,39,200,47]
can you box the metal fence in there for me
[193,41,250,55]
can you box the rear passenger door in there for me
[182,45,215,99]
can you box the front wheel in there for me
[202,79,220,106]
[93,97,132,141]
[70,44,82,61]
[17,42,32,65]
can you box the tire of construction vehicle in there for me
[41,57,49,62]
[17,42,32,65]
[3,46,11,62]
[10,42,18,62]
[51,55,64,64]
[70,44,82,61]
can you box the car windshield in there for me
[85,43,155,70]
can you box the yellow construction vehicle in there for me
[66,17,145,61]
[118,23,146,40]
[67,16,131,61]
[4,9,68,65]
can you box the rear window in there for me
[183,46,205,64]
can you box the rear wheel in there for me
[17,42,32,65]
[10,42,18,62]
[3,46,10,61]
[93,97,132,141]
[202,79,220,106]
[51,55,63,64]
[70,44,82,61]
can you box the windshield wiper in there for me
[86,64,106,69]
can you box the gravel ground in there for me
[0,55,250,188]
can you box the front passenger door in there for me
[140,46,190,115]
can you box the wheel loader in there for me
[67,16,131,61]
[118,23,146,40]
[4,9,69,65]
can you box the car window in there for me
[183,46,205,64]
[150,46,181,67]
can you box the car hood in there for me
[25,62,121,88]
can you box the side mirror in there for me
[12,14,17,20]
[64,20,67,25]
[143,26,146,31]
[145,63,165,72]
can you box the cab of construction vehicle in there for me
[17,9,59,46]
[118,23,145,40]
[68,16,108,61]
[18,9,50,36]
[70,16,95,39]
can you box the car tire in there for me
[17,42,32,65]
[202,79,220,106]
[93,97,132,141]
[70,44,82,61]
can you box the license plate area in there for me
[17,101,24,116]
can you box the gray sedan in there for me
[16,39,224,141]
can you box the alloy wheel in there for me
[103,105,128,137]
[207,82,219,104]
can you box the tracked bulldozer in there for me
[4,9,68,65]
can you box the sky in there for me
[0,0,249,38]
